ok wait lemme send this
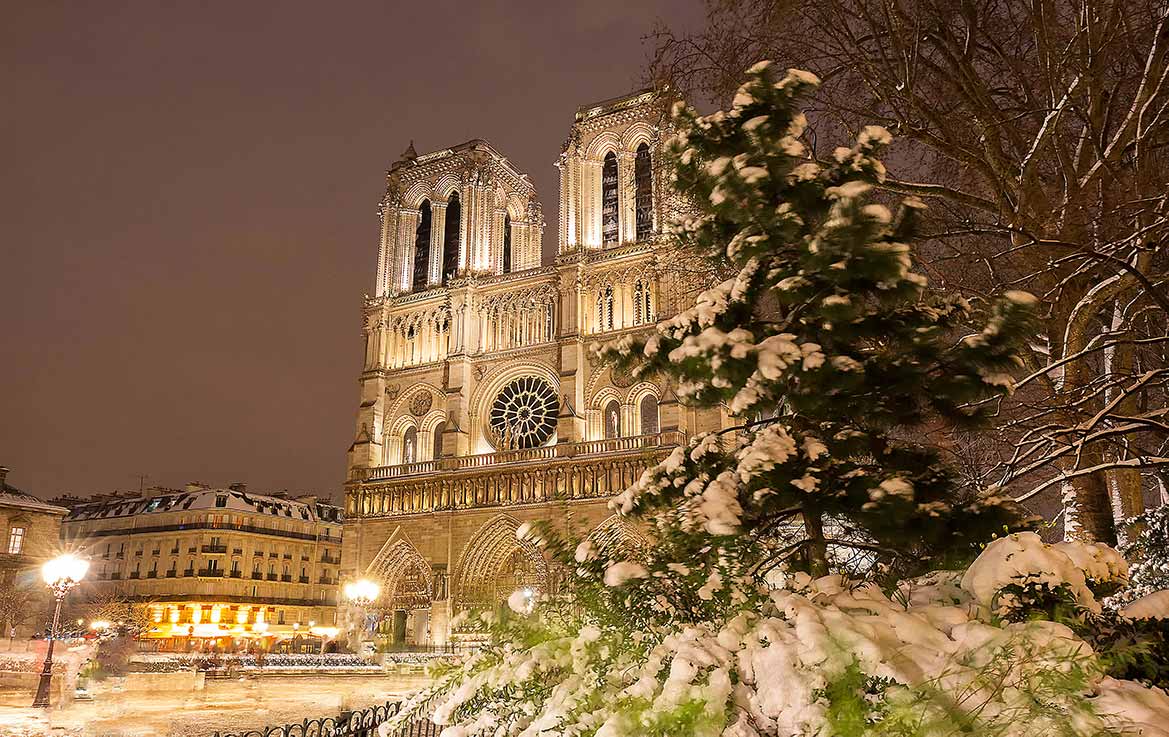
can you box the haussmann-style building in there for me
[61,483,343,651]
[341,89,730,647]
[0,466,69,639]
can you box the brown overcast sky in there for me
[0,1,704,501]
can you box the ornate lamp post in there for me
[342,579,380,652]
[32,554,89,708]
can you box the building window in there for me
[502,213,512,274]
[215,495,227,508]
[412,200,432,292]
[604,400,621,440]
[442,192,461,281]
[595,285,615,332]
[640,394,659,435]
[432,421,445,460]
[635,143,653,241]
[403,427,418,464]
[601,151,619,244]
[633,280,654,325]
[8,527,26,555]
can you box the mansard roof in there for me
[0,482,68,516]
[64,486,343,524]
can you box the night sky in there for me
[1,1,704,501]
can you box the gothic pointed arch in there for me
[589,514,651,560]
[366,535,435,611]
[454,514,548,612]
[584,131,622,160]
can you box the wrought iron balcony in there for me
[202,544,228,554]
[198,568,224,577]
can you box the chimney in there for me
[0,466,8,487]
[228,482,247,493]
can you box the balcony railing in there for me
[280,575,292,582]
[202,544,228,554]
[233,548,243,555]
[298,576,310,583]
[230,570,242,578]
[129,571,140,579]
[146,570,157,578]
[320,553,340,564]
[360,431,684,482]
[166,570,177,578]
[198,568,223,577]
[110,572,122,580]
[267,573,278,581]
[170,548,179,554]
[349,431,685,519]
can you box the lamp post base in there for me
[31,668,53,708]
[32,593,64,708]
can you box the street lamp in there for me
[32,554,88,708]
[342,579,380,653]
[342,579,380,608]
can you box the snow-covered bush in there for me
[382,64,1169,737]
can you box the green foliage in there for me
[593,61,1036,588]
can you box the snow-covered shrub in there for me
[382,64,1169,737]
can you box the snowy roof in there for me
[64,487,342,524]
[0,482,69,516]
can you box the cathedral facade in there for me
[342,90,724,646]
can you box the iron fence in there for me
[212,698,442,737]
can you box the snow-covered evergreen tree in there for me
[1112,505,1169,606]
[381,64,1169,737]
[594,60,1037,589]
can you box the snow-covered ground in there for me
[0,673,432,737]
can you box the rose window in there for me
[488,377,558,450]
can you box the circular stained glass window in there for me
[488,376,558,450]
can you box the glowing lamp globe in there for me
[42,554,88,590]
[343,579,380,606]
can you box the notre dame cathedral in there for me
[341,89,725,646]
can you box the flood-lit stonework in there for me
[342,90,730,646]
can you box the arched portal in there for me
[455,515,547,613]
[366,540,435,646]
